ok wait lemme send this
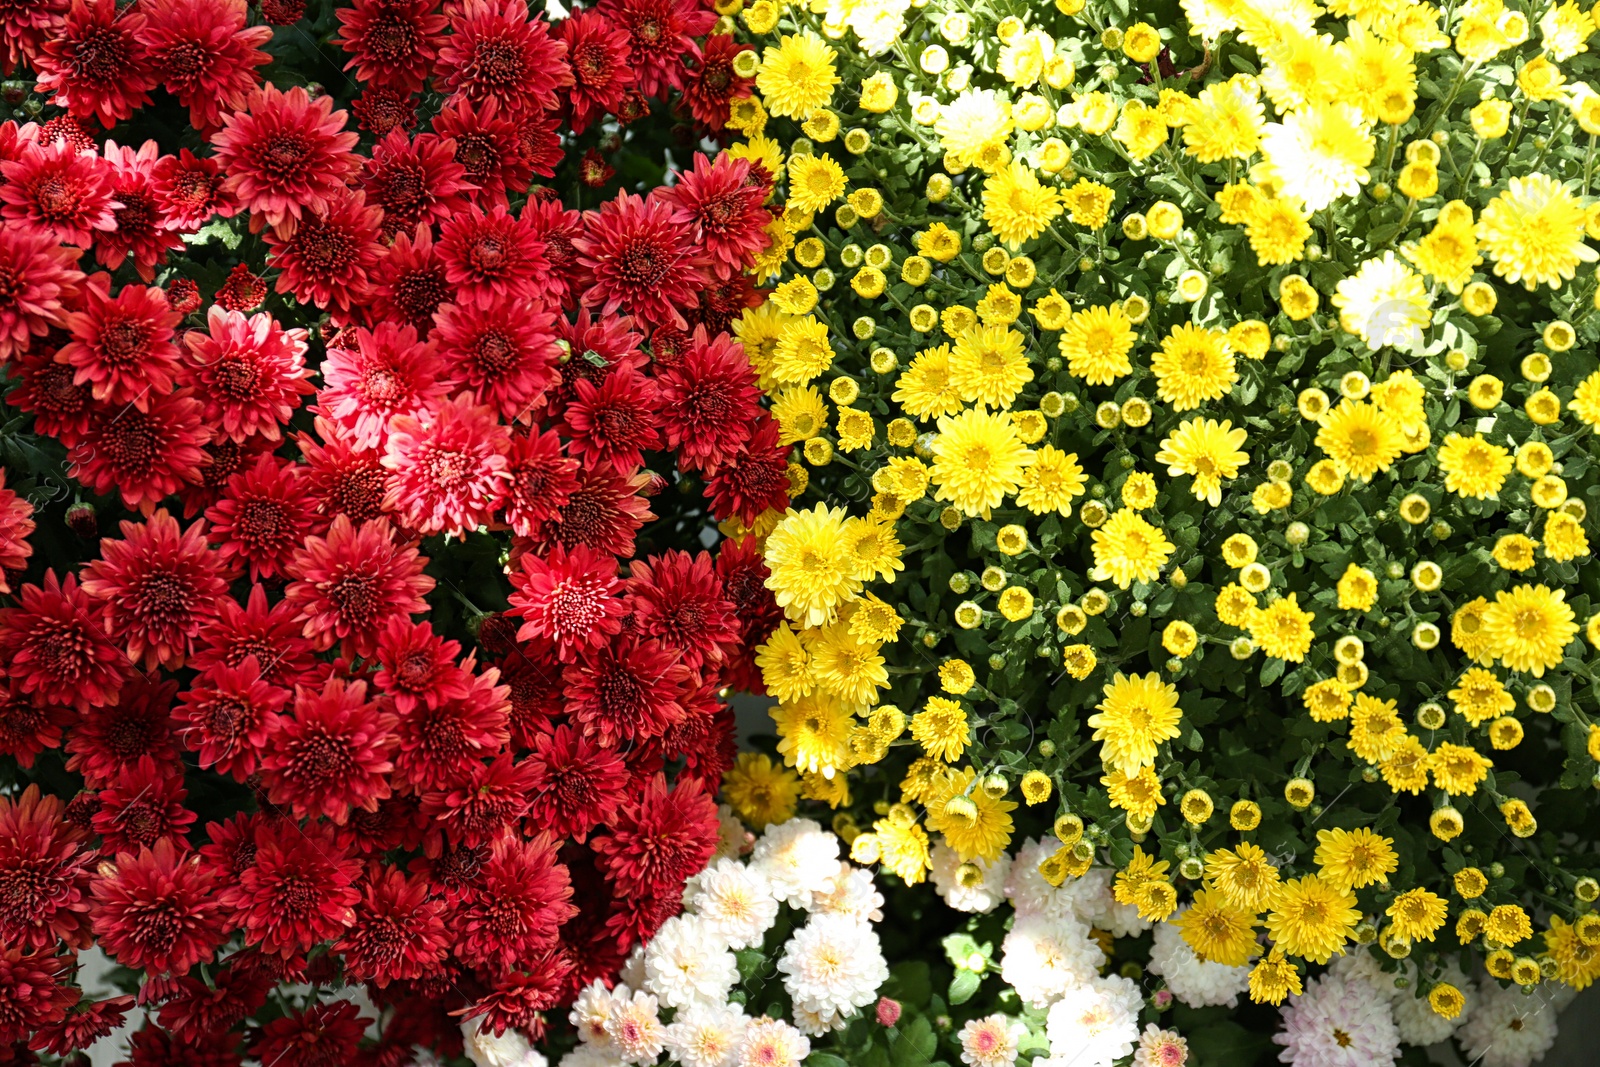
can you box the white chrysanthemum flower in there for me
[1003,838,1076,923]
[999,913,1105,1009]
[778,913,889,1020]
[664,1001,748,1067]
[690,857,781,949]
[644,914,739,1009]
[1044,975,1142,1066]
[1259,103,1374,212]
[931,841,1011,913]
[739,1016,811,1067]
[809,860,885,922]
[791,1003,848,1037]
[570,981,623,1047]
[1131,1022,1190,1067]
[619,946,647,991]
[1327,949,1395,994]
[1146,912,1251,1008]
[712,803,752,862]
[1457,983,1559,1067]
[751,819,841,909]
[462,1017,547,1067]
[958,1013,1025,1067]
[1332,253,1432,351]
[1272,973,1400,1067]
[845,0,911,54]
[603,989,667,1066]
[1060,867,1150,938]
[560,1045,629,1067]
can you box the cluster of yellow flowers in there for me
[718,0,1600,1012]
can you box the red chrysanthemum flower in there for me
[8,347,99,444]
[558,8,636,133]
[350,86,417,136]
[521,196,583,309]
[178,306,313,443]
[601,881,683,953]
[178,429,279,520]
[333,0,445,93]
[526,724,628,842]
[149,149,237,232]
[563,637,689,748]
[259,675,397,824]
[248,997,367,1067]
[90,837,224,976]
[680,32,753,131]
[0,785,94,952]
[0,686,72,768]
[561,363,662,472]
[516,108,563,178]
[189,583,316,688]
[688,271,764,337]
[507,541,626,662]
[260,0,303,23]
[368,225,455,335]
[62,675,179,788]
[577,146,614,188]
[432,94,532,207]
[209,83,360,236]
[211,262,266,312]
[501,428,579,538]
[0,223,83,360]
[449,830,575,974]
[204,455,323,581]
[92,755,196,855]
[0,470,34,595]
[154,966,271,1043]
[316,321,447,450]
[163,276,201,314]
[336,794,427,857]
[662,153,771,281]
[380,392,512,536]
[437,202,549,309]
[34,0,156,128]
[659,691,737,789]
[0,571,127,713]
[174,656,286,780]
[335,867,447,986]
[57,273,182,408]
[573,190,710,329]
[373,617,468,715]
[391,666,509,792]
[433,297,561,423]
[80,509,229,670]
[656,326,762,473]
[0,0,67,75]
[704,417,791,524]
[534,464,656,558]
[136,0,271,131]
[361,128,475,239]
[96,139,186,280]
[121,1023,244,1066]
[69,389,209,513]
[0,138,118,247]
[284,515,436,658]
[0,947,78,1045]
[30,993,135,1056]
[594,0,715,99]
[296,417,393,523]
[218,820,361,957]
[436,0,571,117]
[417,754,536,848]
[591,774,719,895]
[35,112,95,151]
[463,959,570,1039]
[626,549,737,671]
[264,188,384,316]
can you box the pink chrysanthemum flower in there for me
[260,676,398,824]
[284,515,436,658]
[0,138,119,247]
[435,0,572,117]
[508,541,627,662]
[433,296,561,422]
[209,83,361,236]
[333,0,446,93]
[522,196,584,307]
[57,273,182,409]
[0,469,35,595]
[558,9,636,134]
[372,616,469,715]
[96,139,185,280]
[69,389,209,513]
[437,201,549,308]
[135,0,272,131]
[317,320,447,450]
[179,305,313,443]
[204,453,323,580]
[34,0,157,128]
[80,509,229,671]
[574,190,711,329]
[381,392,512,536]
[264,188,384,316]
[0,224,84,360]
[361,128,475,239]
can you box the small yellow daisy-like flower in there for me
[997,586,1034,621]
[924,767,1016,863]
[1486,903,1533,946]
[1102,764,1165,820]
[1015,446,1088,516]
[1185,77,1265,163]
[764,503,862,627]
[721,752,802,828]
[1477,173,1599,290]
[1526,387,1562,425]
[1062,643,1098,680]
[773,691,856,777]
[1266,874,1361,964]
[1086,672,1183,776]
[910,696,970,761]
[771,315,834,386]
[949,324,1033,409]
[1315,400,1403,481]
[1427,742,1493,796]
[1248,950,1303,1006]
[1482,583,1579,676]
[1313,826,1398,891]
[1090,509,1174,588]
[1121,471,1158,510]
[1491,533,1539,571]
[1249,594,1316,662]
[1336,563,1379,610]
[757,32,841,118]
[1387,888,1448,942]
[1062,178,1116,228]
[771,385,827,445]
[1060,303,1136,385]
[755,622,815,703]
[1230,800,1263,831]
[1177,888,1259,967]
[1162,620,1198,657]
[1151,324,1238,410]
[872,811,932,884]
[1437,432,1513,498]
[981,161,1063,249]
[1155,417,1250,505]
[1205,841,1282,911]
[1019,770,1052,805]
[1448,667,1515,726]
[930,408,1032,519]
[1302,678,1352,722]
[1215,583,1257,627]
[893,344,964,422]
[785,152,847,212]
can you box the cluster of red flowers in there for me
[0,0,791,1061]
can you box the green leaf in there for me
[806,1055,850,1067]
[948,969,981,1005]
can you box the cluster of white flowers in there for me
[560,819,888,1067]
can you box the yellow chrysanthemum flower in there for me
[929,408,1031,519]
[1152,324,1238,410]
[1478,173,1599,289]
[1387,888,1449,942]
[1155,417,1250,506]
[1265,874,1361,963]
[1428,742,1493,796]
[1102,764,1166,821]
[924,767,1015,862]
[1184,77,1265,162]
[808,620,888,708]
[1086,672,1183,776]
[1205,841,1283,911]
[772,690,856,777]
[949,324,1032,409]
[721,752,802,828]
[756,622,815,703]
[1314,826,1399,891]
[1315,400,1403,480]
[1090,509,1174,588]
[1249,594,1316,661]
[1016,446,1088,515]
[764,503,863,626]
[1482,583,1579,676]
[757,32,841,118]
[981,161,1063,249]
[910,695,970,762]
[1060,303,1136,385]
[1259,102,1375,211]
[1177,888,1259,967]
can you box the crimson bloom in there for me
[247,998,367,1067]
[526,725,628,842]
[174,656,287,780]
[372,616,468,714]
[0,786,94,952]
[92,755,196,854]
[205,454,323,580]
[536,464,656,558]
[30,994,135,1056]
[284,516,434,658]
[90,837,225,975]
[179,306,314,443]
[260,676,398,823]
[435,0,571,117]
[155,966,271,1043]
[69,389,210,513]
[437,202,549,309]
[218,820,361,957]
[591,774,719,895]
[209,83,360,235]
[574,190,710,329]
[362,128,475,239]
[264,188,385,316]
[704,416,791,524]
[522,196,584,308]
[135,0,271,131]
[380,392,512,536]
[0,946,78,1045]
[0,0,67,75]
[563,637,689,748]
[418,753,537,848]
[189,583,317,688]
[333,0,446,93]
[80,509,229,671]
[626,549,738,671]
[681,33,753,131]
[656,326,762,473]
[0,470,34,593]
[57,274,182,408]
[96,139,186,280]
[433,95,533,207]
[0,138,119,247]
[369,224,456,334]
[558,9,636,133]
[150,149,237,231]
[0,686,73,768]
[34,0,156,127]
[662,153,771,281]
[501,428,579,538]
[433,296,561,422]
[450,831,575,974]
[296,417,392,524]
[0,571,128,713]
[465,959,572,1039]
[62,676,180,787]
[390,665,509,792]
[316,321,447,450]
[507,541,626,662]
[0,224,83,360]
[595,0,715,99]
[562,364,662,472]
